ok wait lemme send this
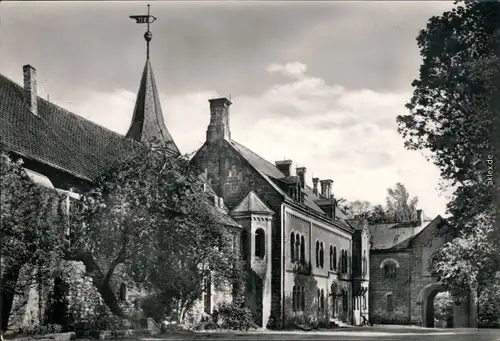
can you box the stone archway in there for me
[417,283,475,328]
[417,283,447,327]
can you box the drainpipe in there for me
[281,203,286,328]
[408,249,412,324]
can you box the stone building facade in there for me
[368,213,477,327]
[2,59,476,331]
[0,60,237,330]
[190,98,367,327]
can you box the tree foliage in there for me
[348,183,419,224]
[0,152,66,330]
[69,146,242,321]
[385,182,419,222]
[398,0,500,293]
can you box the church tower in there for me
[126,5,180,157]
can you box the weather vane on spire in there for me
[129,4,157,60]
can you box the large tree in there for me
[397,1,500,291]
[346,200,372,217]
[385,182,419,222]
[68,146,241,320]
[0,153,66,331]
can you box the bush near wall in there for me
[478,281,500,328]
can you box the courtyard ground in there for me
[136,326,500,341]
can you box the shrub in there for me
[266,313,282,330]
[22,324,63,336]
[478,283,500,328]
[216,298,256,331]
[192,318,219,331]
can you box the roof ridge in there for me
[230,139,285,178]
[2,72,139,145]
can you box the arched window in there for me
[300,287,305,311]
[340,250,345,273]
[319,242,324,268]
[255,228,265,258]
[292,285,297,312]
[333,247,337,271]
[344,250,349,274]
[300,235,305,262]
[331,282,337,318]
[329,245,334,271]
[342,289,348,313]
[119,282,127,302]
[290,232,295,262]
[386,293,394,312]
[316,241,320,267]
[323,290,326,311]
[384,263,397,278]
[317,289,321,312]
[362,250,367,277]
[295,234,301,262]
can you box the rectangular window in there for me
[203,276,211,314]
[386,294,394,313]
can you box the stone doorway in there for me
[417,283,476,328]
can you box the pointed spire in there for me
[126,4,179,156]
[126,59,180,156]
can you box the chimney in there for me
[320,179,333,198]
[275,160,292,177]
[296,167,307,189]
[23,65,37,116]
[417,209,424,227]
[312,177,319,195]
[207,97,232,143]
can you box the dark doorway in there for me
[254,276,263,327]
[426,290,453,328]
[47,277,69,330]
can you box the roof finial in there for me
[129,4,158,60]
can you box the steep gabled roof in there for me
[0,73,145,181]
[369,219,436,251]
[393,216,447,249]
[0,71,161,181]
[227,140,351,232]
[232,190,274,215]
[126,59,180,156]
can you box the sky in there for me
[0,1,457,217]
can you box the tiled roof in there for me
[230,140,285,179]
[228,140,351,227]
[125,59,180,155]
[0,73,146,181]
[198,175,241,228]
[392,216,445,249]
[232,190,274,215]
[369,221,426,250]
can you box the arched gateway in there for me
[416,283,477,328]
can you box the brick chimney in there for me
[23,65,37,116]
[207,97,232,143]
[320,179,333,198]
[312,177,319,195]
[275,160,292,177]
[296,167,307,189]
[417,209,424,227]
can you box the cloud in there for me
[56,61,450,217]
[266,62,308,79]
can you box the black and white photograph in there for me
[1,1,500,340]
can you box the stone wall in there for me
[191,141,284,321]
[369,251,411,324]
